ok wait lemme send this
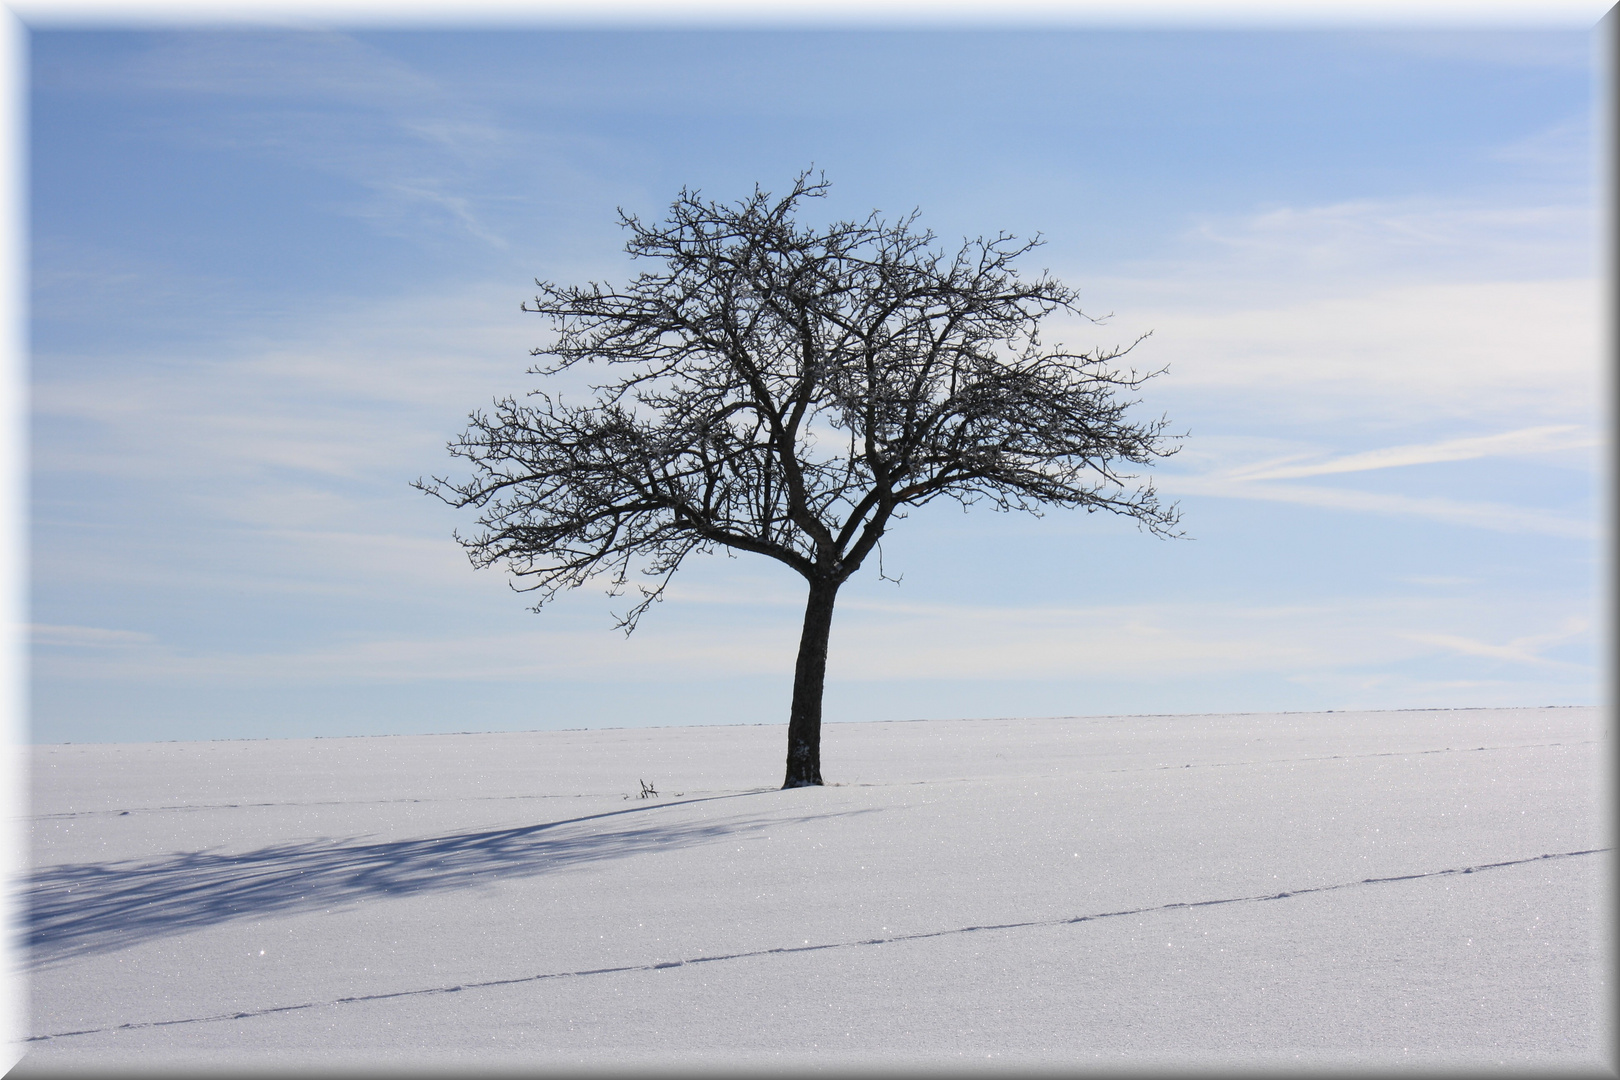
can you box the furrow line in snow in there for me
[33,741,1593,819]
[29,788,765,820]
[1121,740,1593,774]
[25,846,1609,1044]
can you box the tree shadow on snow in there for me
[29,792,866,967]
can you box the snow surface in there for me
[14,707,1613,1073]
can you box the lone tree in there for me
[418,173,1180,789]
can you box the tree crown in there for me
[418,172,1180,630]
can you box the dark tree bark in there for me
[784,578,840,788]
[417,171,1181,789]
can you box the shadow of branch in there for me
[30,791,856,966]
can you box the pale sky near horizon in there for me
[25,17,1606,744]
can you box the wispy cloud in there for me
[1156,474,1595,539]
[122,32,441,105]
[1399,617,1592,671]
[1152,423,1601,539]
[1487,116,1596,176]
[73,32,534,251]
[1057,275,1602,434]
[33,281,539,485]
[1225,425,1598,481]
[358,180,513,249]
[30,625,154,649]
[31,595,1597,688]
[1181,194,1594,285]
[1360,32,1595,72]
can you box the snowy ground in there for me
[14,707,1612,1073]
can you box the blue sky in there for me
[26,22,1604,743]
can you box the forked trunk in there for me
[783,578,839,788]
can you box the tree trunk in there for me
[783,577,839,788]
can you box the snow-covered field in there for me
[15,707,1612,1073]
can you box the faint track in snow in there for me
[30,740,1593,819]
[29,787,776,820]
[25,846,1609,1045]
[830,740,1593,787]
[1122,739,1597,774]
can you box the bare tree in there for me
[418,172,1180,789]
